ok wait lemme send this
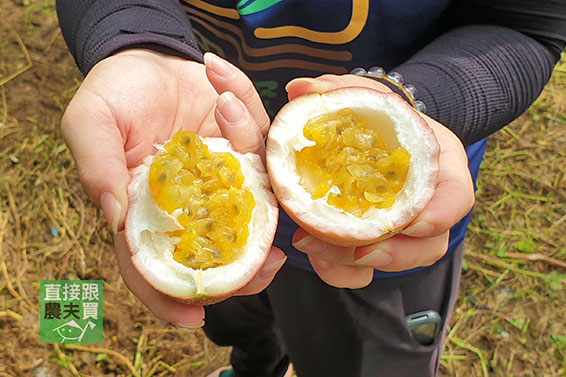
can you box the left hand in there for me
[62,50,284,327]
[285,74,474,289]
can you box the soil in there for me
[1,1,565,377]
[0,1,229,376]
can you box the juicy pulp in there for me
[295,108,411,217]
[148,130,255,269]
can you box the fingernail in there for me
[204,52,231,77]
[285,78,314,92]
[217,92,247,124]
[292,232,314,250]
[176,319,205,329]
[292,230,327,253]
[355,244,392,267]
[100,191,121,235]
[284,78,330,93]
[401,221,435,237]
[258,256,287,280]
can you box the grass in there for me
[440,56,566,377]
[0,0,565,376]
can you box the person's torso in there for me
[180,0,485,278]
[181,0,451,116]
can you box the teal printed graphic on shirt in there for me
[254,80,279,117]
[237,0,287,16]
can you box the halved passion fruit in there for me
[266,87,439,247]
[126,130,278,304]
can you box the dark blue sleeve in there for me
[392,0,566,146]
[56,0,203,75]
[56,0,566,147]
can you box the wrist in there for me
[350,67,426,113]
[110,47,187,62]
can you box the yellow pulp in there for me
[149,130,255,269]
[295,108,411,217]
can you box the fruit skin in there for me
[266,87,440,247]
[125,137,278,305]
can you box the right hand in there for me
[61,49,285,327]
[286,75,473,288]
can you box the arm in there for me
[56,1,281,325]
[56,0,202,74]
[393,0,566,146]
[286,0,566,286]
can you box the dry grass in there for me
[0,1,229,376]
[0,1,565,376]
[440,58,566,377]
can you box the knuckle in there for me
[239,79,258,104]
[76,160,110,204]
[77,164,96,191]
[387,245,418,270]
[310,240,328,254]
[257,114,271,138]
[237,81,270,133]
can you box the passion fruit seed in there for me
[149,130,255,270]
[295,108,411,217]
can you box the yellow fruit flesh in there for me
[295,108,411,217]
[149,130,255,269]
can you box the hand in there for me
[285,74,474,289]
[61,50,285,326]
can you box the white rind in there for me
[126,137,278,300]
[267,88,439,243]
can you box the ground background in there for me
[0,1,565,376]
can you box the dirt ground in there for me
[0,1,565,376]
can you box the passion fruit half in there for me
[266,87,439,247]
[126,130,278,304]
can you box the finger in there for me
[173,61,220,139]
[61,88,130,234]
[354,232,450,272]
[215,91,266,160]
[285,74,392,101]
[235,247,287,296]
[401,120,474,238]
[292,228,356,265]
[309,256,374,289]
[204,52,270,138]
[114,231,205,327]
[294,227,449,278]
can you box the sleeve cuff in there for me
[85,32,203,73]
[72,3,202,74]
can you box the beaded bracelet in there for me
[350,67,426,113]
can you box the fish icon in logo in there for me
[53,320,96,342]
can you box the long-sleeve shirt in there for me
[56,0,566,277]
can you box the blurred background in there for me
[0,1,565,376]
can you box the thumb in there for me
[285,77,335,101]
[214,91,266,160]
[285,75,392,101]
[61,89,130,234]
